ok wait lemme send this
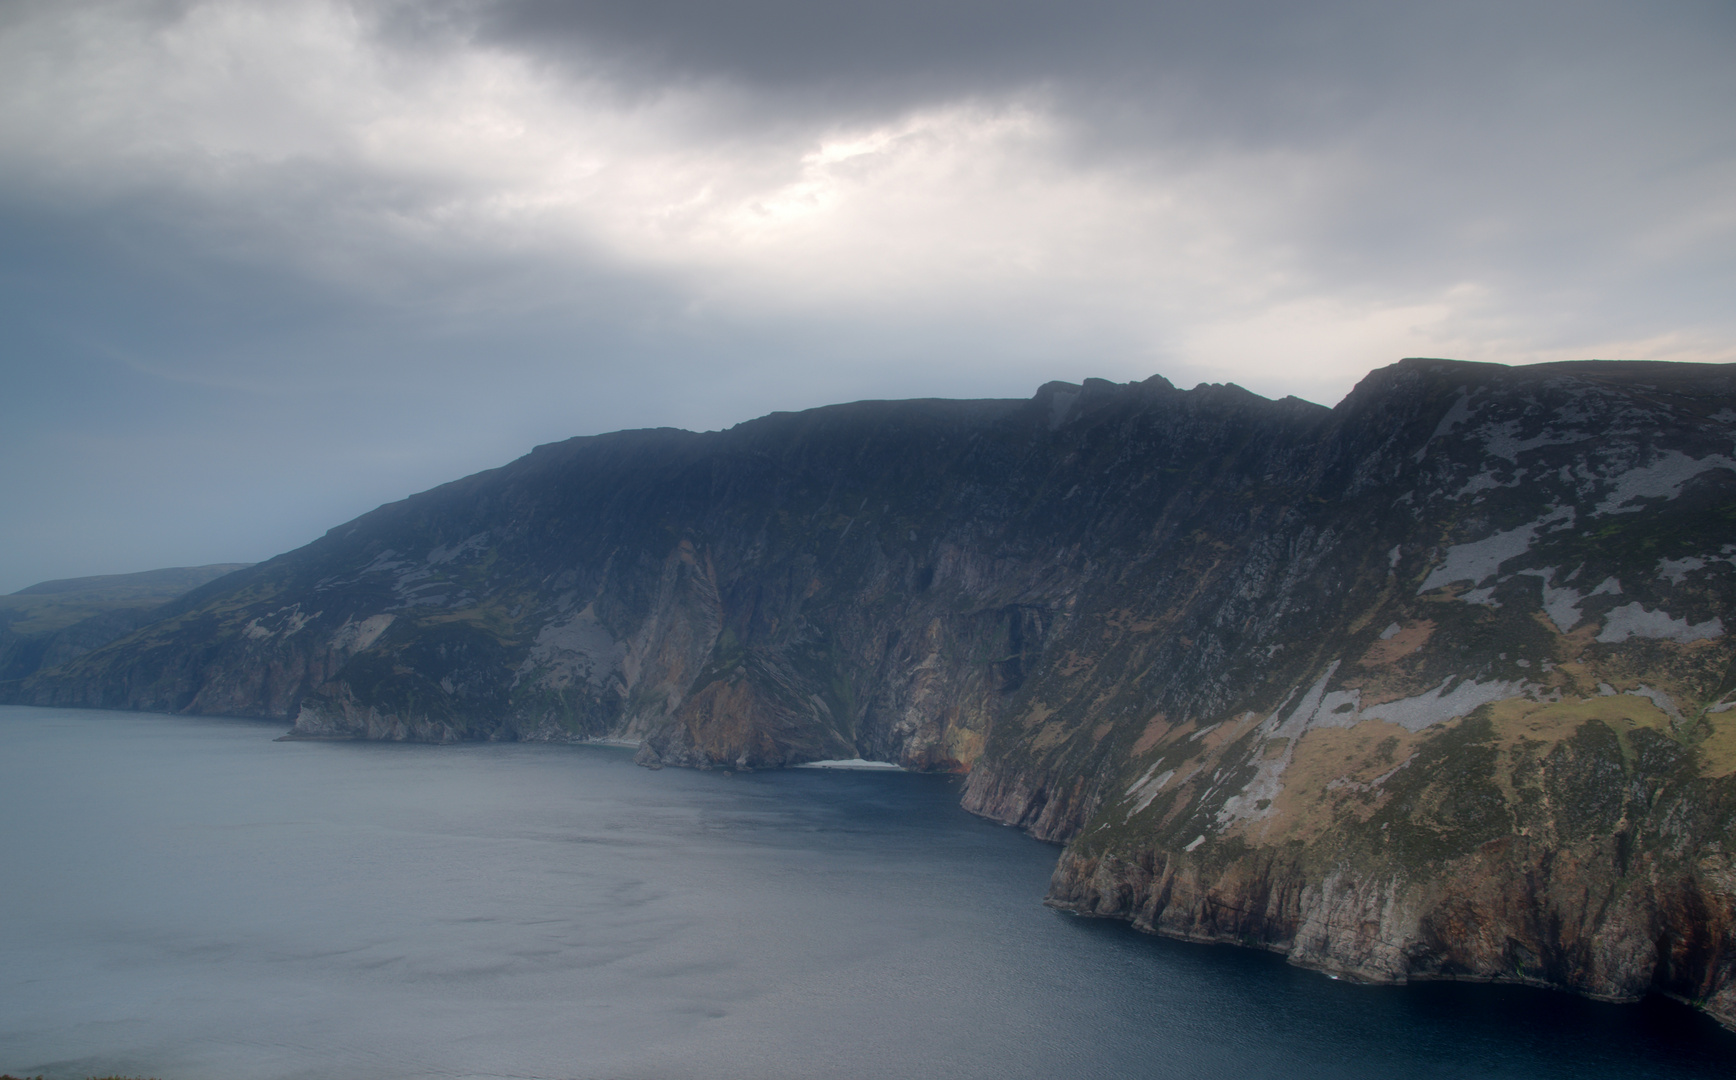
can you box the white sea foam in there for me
[796,758,903,770]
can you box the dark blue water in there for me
[1,705,1731,1080]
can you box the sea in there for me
[2,705,1732,1080]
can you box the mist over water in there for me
[1,705,1732,1080]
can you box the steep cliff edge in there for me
[1031,360,1736,1026]
[6,358,1735,1025]
[0,564,252,682]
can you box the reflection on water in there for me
[1,705,1731,1080]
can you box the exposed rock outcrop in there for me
[7,358,1736,1026]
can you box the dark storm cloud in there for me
[0,0,1731,591]
[459,0,1727,139]
[451,0,1736,306]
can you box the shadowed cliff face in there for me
[5,374,1336,769]
[0,564,253,683]
[8,358,1736,1026]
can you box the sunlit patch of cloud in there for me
[1,0,1733,590]
[0,0,1731,409]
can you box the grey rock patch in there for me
[1419,507,1573,593]
[1658,556,1707,584]
[522,604,628,690]
[1594,450,1736,515]
[328,613,395,654]
[1627,684,1684,723]
[1358,677,1530,732]
[426,533,491,565]
[1597,603,1724,644]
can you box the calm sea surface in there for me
[2,705,1732,1080]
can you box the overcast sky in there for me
[2,0,1733,592]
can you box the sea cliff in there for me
[7,358,1734,1024]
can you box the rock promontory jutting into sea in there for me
[6,357,1735,1026]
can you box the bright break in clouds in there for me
[0,0,1732,590]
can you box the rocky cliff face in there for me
[7,358,1735,1025]
[1032,360,1736,1027]
[0,564,252,682]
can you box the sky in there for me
[2,0,1733,592]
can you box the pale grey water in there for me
[1,705,1732,1080]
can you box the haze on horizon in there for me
[1,0,1732,594]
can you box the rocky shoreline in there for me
[7,358,1735,1028]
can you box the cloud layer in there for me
[2,0,1732,589]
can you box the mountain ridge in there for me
[6,357,1735,1026]
[0,563,253,683]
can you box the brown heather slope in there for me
[6,359,1735,1025]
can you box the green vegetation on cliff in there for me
[6,358,1735,1026]
[0,565,251,683]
